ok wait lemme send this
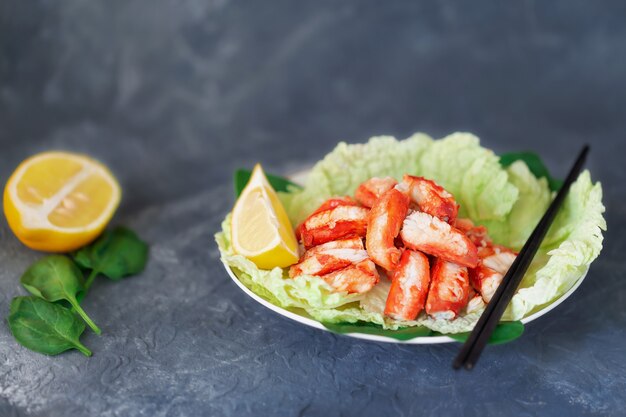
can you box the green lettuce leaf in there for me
[499,151,563,191]
[504,170,606,320]
[285,133,433,225]
[216,216,364,311]
[285,133,519,226]
[416,133,519,221]
[216,133,606,334]
[482,160,552,249]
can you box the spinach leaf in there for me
[324,321,524,344]
[73,227,148,289]
[234,169,302,197]
[10,295,25,315]
[20,255,101,335]
[323,321,433,341]
[499,152,563,191]
[441,321,525,345]
[8,296,92,356]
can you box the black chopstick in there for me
[453,144,590,370]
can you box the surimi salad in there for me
[216,133,606,334]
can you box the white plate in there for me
[223,169,589,344]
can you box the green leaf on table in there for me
[322,321,433,341]
[499,152,562,191]
[20,255,101,335]
[442,321,525,345]
[234,169,302,197]
[8,296,92,356]
[9,296,26,315]
[73,227,149,281]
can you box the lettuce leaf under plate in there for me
[215,133,606,334]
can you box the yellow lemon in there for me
[231,164,299,269]
[3,151,121,252]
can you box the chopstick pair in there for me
[453,145,590,370]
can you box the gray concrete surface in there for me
[0,1,624,416]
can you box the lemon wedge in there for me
[231,164,299,269]
[3,151,121,252]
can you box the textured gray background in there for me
[0,1,625,416]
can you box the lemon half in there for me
[3,151,121,252]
